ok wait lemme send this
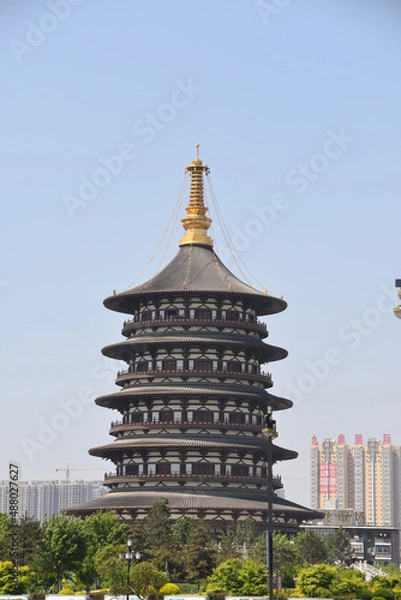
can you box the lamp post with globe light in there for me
[263,406,278,600]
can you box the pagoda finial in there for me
[179,144,213,248]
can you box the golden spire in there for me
[179,143,213,247]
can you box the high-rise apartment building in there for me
[311,434,401,528]
[0,480,107,523]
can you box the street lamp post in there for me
[263,406,278,600]
[124,540,141,600]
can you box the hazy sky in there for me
[1,1,400,508]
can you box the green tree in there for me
[93,543,126,593]
[0,514,11,561]
[331,568,371,599]
[205,558,268,595]
[233,517,259,555]
[76,511,129,591]
[142,500,177,573]
[131,561,168,600]
[325,528,355,566]
[297,563,337,598]
[216,525,241,564]
[172,516,199,546]
[294,531,328,564]
[18,514,43,566]
[36,514,88,591]
[184,520,217,582]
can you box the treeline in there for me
[0,501,399,598]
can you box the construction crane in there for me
[55,464,104,483]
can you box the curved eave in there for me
[89,435,298,461]
[105,290,287,317]
[65,490,322,523]
[103,246,287,317]
[102,335,288,363]
[95,384,292,411]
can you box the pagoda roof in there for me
[66,489,322,523]
[89,435,297,461]
[95,383,292,411]
[104,245,286,316]
[102,331,287,362]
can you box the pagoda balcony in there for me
[122,315,268,337]
[104,471,282,487]
[115,367,273,387]
[109,419,263,434]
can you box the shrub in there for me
[159,583,180,595]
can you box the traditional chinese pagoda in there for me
[68,146,320,532]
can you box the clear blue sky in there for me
[1,0,400,507]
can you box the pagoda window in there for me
[143,413,149,423]
[192,463,214,475]
[227,361,242,373]
[230,413,246,425]
[131,413,143,424]
[212,360,218,371]
[187,411,193,422]
[159,309,165,319]
[156,463,171,475]
[173,411,181,421]
[195,308,212,320]
[256,466,262,476]
[125,464,139,476]
[156,360,162,370]
[163,359,176,371]
[194,359,212,372]
[213,412,219,422]
[142,311,152,322]
[232,465,249,477]
[151,412,159,422]
[166,309,177,319]
[189,309,195,318]
[193,411,213,423]
[225,464,231,475]
[227,310,240,322]
[160,411,173,423]
[171,463,180,475]
[177,359,184,370]
[215,464,221,475]
[179,308,186,318]
[136,361,148,373]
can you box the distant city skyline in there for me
[310,433,401,528]
[0,479,107,523]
